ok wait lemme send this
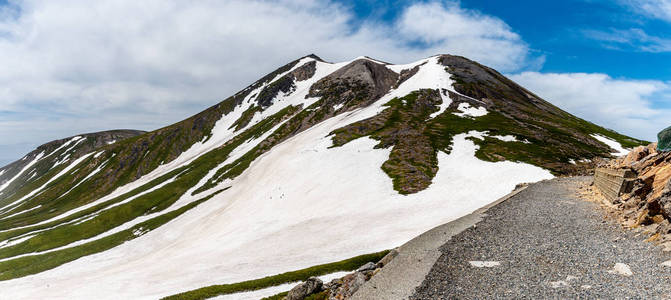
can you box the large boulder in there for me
[659,126,671,152]
[286,277,323,300]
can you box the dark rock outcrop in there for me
[286,277,323,300]
[308,59,398,110]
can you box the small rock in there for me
[608,263,633,277]
[356,262,376,272]
[323,277,342,292]
[286,277,323,300]
[661,260,671,267]
[329,272,366,299]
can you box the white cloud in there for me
[584,28,671,52]
[0,0,533,162]
[508,72,671,141]
[396,1,533,70]
[620,0,671,22]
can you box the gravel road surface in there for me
[411,177,671,299]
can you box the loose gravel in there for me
[411,177,671,299]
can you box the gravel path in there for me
[411,176,671,299]
[353,186,528,300]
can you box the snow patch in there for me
[429,89,452,119]
[0,234,35,250]
[0,205,41,220]
[591,134,630,156]
[454,102,487,118]
[59,158,111,199]
[51,154,71,170]
[45,136,82,161]
[132,227,149,237]
[491,135,518,142]
[0,151,44,194]
[0,152,95,213]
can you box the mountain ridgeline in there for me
[0,54,646,296]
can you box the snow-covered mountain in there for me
[0,54,646,299]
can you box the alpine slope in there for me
[0,54,645,299]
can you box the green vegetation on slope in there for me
[0,56,311,235]
[0,189,223,280]
[0,105,300,280]
[330,90,441,194]
[331,86,648,194]
[162,250,389,300]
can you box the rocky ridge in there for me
[586,144,671,249]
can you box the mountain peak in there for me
[0,52,648,298]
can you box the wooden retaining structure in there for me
[594,168,636,203]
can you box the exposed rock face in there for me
[286,277,323,300]
[622,144,653,166]
[257,75,295,107]
[596,145,671,244]
[394,62,423,88]
[308,59,399,110]
[292,61,317,82]
[256,60,318,107]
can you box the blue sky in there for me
[0,0,670,166]
[349,0,671,80]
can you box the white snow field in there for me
[0,56,559,299]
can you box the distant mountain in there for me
[0,54,646,299]
[0,130,145,199]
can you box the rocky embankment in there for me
[279,249,398,300]
[590,143,671,249]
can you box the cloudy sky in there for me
[0,0,670,166]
